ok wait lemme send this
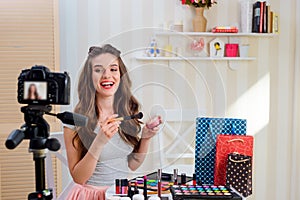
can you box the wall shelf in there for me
[135,56,256,61]
[136,31,276,70]
[155,31,277,38]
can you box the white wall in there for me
[58,0,298,199]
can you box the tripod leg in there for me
[28,150,53,200]
[33,150,46,191]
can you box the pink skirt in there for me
[67,183,109,200]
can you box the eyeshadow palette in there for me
[130,171,193,193]
[132,178,172,192]
[144,171,193,183]
[170,185,234,199]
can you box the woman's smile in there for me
[100,80,115,90]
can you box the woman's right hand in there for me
[95,114,120,145]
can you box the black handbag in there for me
[226,153,252,197]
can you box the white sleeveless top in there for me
[64,124,134,186]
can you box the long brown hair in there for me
[27,84,39,100]
[73,44,141,158]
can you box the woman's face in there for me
[29,85,37,93]
[92,53,121,98]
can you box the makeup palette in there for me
[170,185,234,199]
[130,171,193,194]
[133,178,171,193]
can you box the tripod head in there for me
[6,105,88,150]
[6,105,60,151]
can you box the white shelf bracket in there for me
[228,60,240,70]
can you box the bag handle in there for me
[229,155,250,163]
[207,123,213,134]
[230,123,236,134]
[227,138,244,143]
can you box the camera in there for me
[18,65,70,105]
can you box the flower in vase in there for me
[180,0,217,9]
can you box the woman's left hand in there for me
[141,116,163,139]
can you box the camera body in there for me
[18,65,70,105]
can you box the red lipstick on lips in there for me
[100,80,114,90]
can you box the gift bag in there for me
[214,135,253,185]
[226,153,252,197]
[194,117,247,184]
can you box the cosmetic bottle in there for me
[115,179,120,194]
[173,169,178,185]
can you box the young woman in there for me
[26,83,41,100]
[64,44,162,199]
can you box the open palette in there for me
[133,178,171,193]
[130,171,193,193]
[170,185,235,199]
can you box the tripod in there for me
[6,105,61,200]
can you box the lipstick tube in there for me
[143,175,147,200]
[181,173,186,185]
[173,169,178,185]
[115,179,120,194]
[121,179,128,194]
[157,169,162,198]
[193,173,197,185]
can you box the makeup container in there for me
[132,194,144,200]
[173,169,178,185]
[192,173,196,185]
[127,181,132,198]
[170,185,233,199]
[115,179,121,194]
[134,180,139,195]
[143,175,147,200]
[121,179,128,194]
[180,173,186,185]
[157,169,162,198]
[146,116,162,129]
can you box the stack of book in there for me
[212,26,239,33]
[251,1,279,33]
[240,1,279,34]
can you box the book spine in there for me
[272,12,279,33]
[259,1,264,33]
[270,11,274,33]
[266,5,271,33]
[262,1,267,33]
[252,1,260,33]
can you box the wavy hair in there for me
[27,84,39,100]
[73,44,141,158]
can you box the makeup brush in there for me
[108,112,143,123]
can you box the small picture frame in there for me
[209,38,225,57]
